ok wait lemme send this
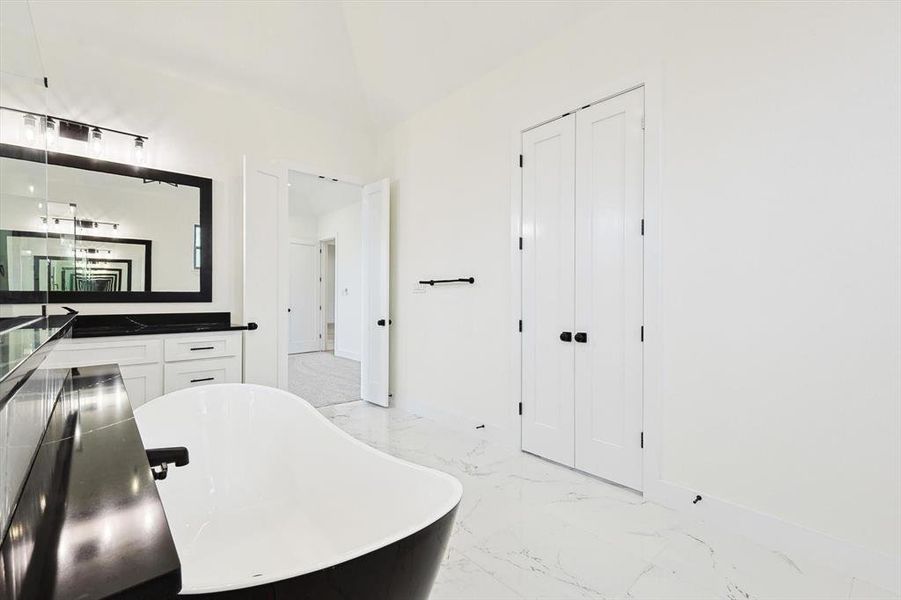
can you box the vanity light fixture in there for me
[22,114,37,142]
[90,128,103,156]
[46,117,57,147]
[133,137,145,164]
[1,105,149,163]
[40,216,121,232]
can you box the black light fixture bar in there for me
[0,105,149,141]
[42,216,120,230]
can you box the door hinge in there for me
[518,319,522,332]
[640,326,644,342]
[519,236,523,250]
[641,219,645,236]
[518,402,523,415]
[319,305,322,310]
[641,115,646,130]
[641,431,644,448]
[519,154,523,168]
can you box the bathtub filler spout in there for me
[146,446,190,481]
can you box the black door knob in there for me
[560,331,572,342]
[574,332,588,343]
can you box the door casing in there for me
[510,74,664,495]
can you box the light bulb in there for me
[90,127,103,156]
[23,114,36,143]
[45,118,57,148]
[133,137,145,164]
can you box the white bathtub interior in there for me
[134,384,462,594]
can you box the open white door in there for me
[361,179,390,406]
[243,156,288,388]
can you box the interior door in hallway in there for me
[288,241,319,354]
[574,87,645,490]
[520,113,576,467]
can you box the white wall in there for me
[3,27,377,317]
[318,203,362,361]
[379,0,900,566]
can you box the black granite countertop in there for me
[0,364,181,599]
[72,311,248,338]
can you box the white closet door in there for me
[288,241,319,354]
[361,179,390,407]
[574,87,644,490]
[521,114,576,467]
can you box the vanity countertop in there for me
[0,364,181,599]
[72,311,248,338]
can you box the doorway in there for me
[286,172,363,408]
[519,86,645,491]
[243,157,391,406]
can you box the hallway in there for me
[288,351,360,408]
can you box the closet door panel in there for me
[521,114,576,467]
[574,88,644,490]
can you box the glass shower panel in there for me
[0,0,51,314]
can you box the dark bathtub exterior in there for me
[184,505,457,600]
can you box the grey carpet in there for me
[288,351,361,408]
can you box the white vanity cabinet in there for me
[44,331,243,407]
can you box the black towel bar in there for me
[419,277,475,286]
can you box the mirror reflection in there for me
[0,149,211,302]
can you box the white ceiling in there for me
[24,1,604,131]
[289,171,360,218]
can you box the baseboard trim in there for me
[333,350,360,361]
[387,398,899,593]
[645,479,900,594]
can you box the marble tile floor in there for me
[318,401,898,600]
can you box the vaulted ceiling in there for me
[23,1,604,132]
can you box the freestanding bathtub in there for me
[134,384,462,599]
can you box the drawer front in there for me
[119,363,164,409]
[164,356,241,393]
[164,333,241,362]
[44,337,163,368]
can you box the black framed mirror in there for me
[0,143,212,302]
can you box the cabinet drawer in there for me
[164,333,240,362]
[44,337,162,368]
[164,356,241,393]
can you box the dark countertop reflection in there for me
[72,312,247,338]
[0,364,181,599]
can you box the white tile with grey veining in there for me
[431,549,524,599]
[319,401,897,600]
